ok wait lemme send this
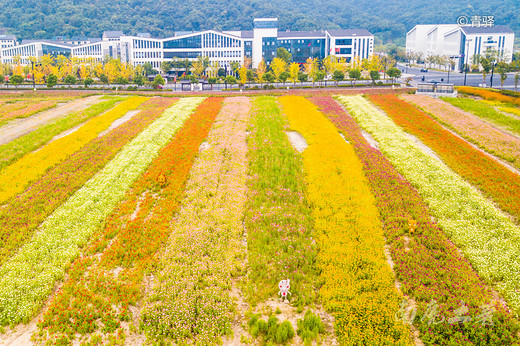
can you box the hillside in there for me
[0,0,518,45]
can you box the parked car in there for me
[420,68,428,72]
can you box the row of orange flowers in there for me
[35,98,221,344]
[368,94,520,224]
[0,98,168,269]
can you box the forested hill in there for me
[0,0,518,45]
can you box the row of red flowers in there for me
[313,95,519,344]
[368,94,520,224]
[35,98,221,344]
[0,97,170,267]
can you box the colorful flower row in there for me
[368,94,520,224]
[337,95,520,315]
[140,97,251,344]
[400,94,520,169]
[0,100,59,127]
[244,96,317,307]
[457,86,520,107]
[442,96,520,138]
[0,97,202,326]
[35,98,222,344]
[314,96,519,344]
[0,98,175,268]
[0,96,148,204]
[279,95,411,345]
[0,97,122,170]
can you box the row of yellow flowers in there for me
[279,95,411,344]
[0,96,147,204]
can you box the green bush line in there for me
[244,96,317,307]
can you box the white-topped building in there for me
[1,18,374,73]
[406,24,515,71]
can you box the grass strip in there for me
[244,96,317,308]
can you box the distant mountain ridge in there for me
[0,0,517,45]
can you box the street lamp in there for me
[490,60,497,88]
[463,38,473,86]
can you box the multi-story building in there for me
[406,24,515,71]
[0,18,374,73]
[0,34,17,60]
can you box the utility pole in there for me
[490,60,497,88]
[463,38,472,86]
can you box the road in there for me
[397,63,520,89]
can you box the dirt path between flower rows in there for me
[0,96,102,146]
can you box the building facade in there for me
[406,24,515,72]
[1,18,374,73]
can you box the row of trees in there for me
[0,47,403,89]
[405,49,520,88]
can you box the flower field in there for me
[0,96,123,170]
[368,94,520,224]
[401,94,520,169]
[1,90,520,345]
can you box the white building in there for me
[0,18,374,73]
[406,24,515,71]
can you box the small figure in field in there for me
[278,279,291,301]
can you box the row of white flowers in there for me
[0,97,204,326]
[338,95,520,314]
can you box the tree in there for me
[332,70,344,86]
[10,74,24,88]
[271,57,288,83]
[161,61,172,74]
[46,73,58,88]
[99,74,109,85]
[256,59,267,85]
[386,67,401,84]
[225,75,237,87]
[496,62,509,88]
[238,65,247,88]
[348,69,361,86]
[369,70,380,85]
[515,73,520,91]
[152,74,165,89]
[264,72,275,83]
[115,76,129,85]
[289,62,300,85]
[298,71,308,85]
[64,74,76,87]
[304,57,318,86]
[84,77,94,88]
[143,62,157,76]
[276,47,292,64]
[279,71,290,85]
[134,74,146,87]
[217,68,226,78]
